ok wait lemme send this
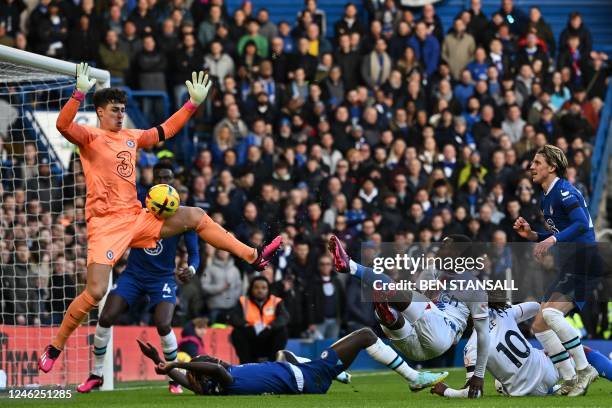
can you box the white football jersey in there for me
[464,304,558,396]
[433,272,489,338]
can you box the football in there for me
[145,184,180,219]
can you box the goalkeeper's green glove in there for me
[185,71,212,106]
[75,62,97,94]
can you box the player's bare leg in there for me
[152,302,183,394]
[330,327,448,391]
[39,263,112,373]
[161,206,281,270]
[77,293,129,392]
[533,294,598,396]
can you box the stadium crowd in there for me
[0,0,610,353]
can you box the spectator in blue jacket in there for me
[408,21,440,78]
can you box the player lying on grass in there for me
[513,144,601,396]
[275,349,352,385]
[137,328,449,395]
[77,164,197,394]
[431,299,612,398]
[328,234,489,399]
[39,63,282,373]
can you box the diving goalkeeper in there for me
[38,63,281,373]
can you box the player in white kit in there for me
[433,301,559,397]
[328,234,490,398]
[433,299,611,398]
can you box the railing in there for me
[589,79,612,221]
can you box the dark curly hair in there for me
[93,88,127,109]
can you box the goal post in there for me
[0,45,114,390]
[0,45,111,89]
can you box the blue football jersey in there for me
[124,231,199,277]
[223,362,300,395]
[539,178,595,243]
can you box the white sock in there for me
[92,324,111,377]
[365,338,417,381]
[161,331,179,384]
[542,308,588,371]
[535,329,575,380]
[160,331,179,363]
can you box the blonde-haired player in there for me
[513,144,600,396]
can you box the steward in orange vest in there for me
[229,276,289,363]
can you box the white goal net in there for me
[0,46,110,388]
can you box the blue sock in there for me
[585,346,612,381]
[350,261,395,288]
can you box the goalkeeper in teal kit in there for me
[514,144,602,396]
[77,164,199,394]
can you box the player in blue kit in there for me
[137,326,449,395]
[513,144,601,396]
[77,164,200,394]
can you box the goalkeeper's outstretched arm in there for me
[56,62,97,146]
[56,62,213,148]
[138,71,213,148]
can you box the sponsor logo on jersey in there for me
[126,140,136,148]
[106,250,114,260]
[321,350,329,359]
[561,190,569,197]
[144,240,164,256]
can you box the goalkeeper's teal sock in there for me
[92,324,111,377]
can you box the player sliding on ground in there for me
[431,299,612,398]
[39,63,282,373]
[77,164,198,394]
[328,234,490,399]
[513,144,601,396]
[137,328,449,395]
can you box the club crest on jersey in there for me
[106,250,114,260]
[126,140,136,148]
[321,350,329,359]
[144,240,164,256]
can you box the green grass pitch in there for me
[8,368,612,408]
